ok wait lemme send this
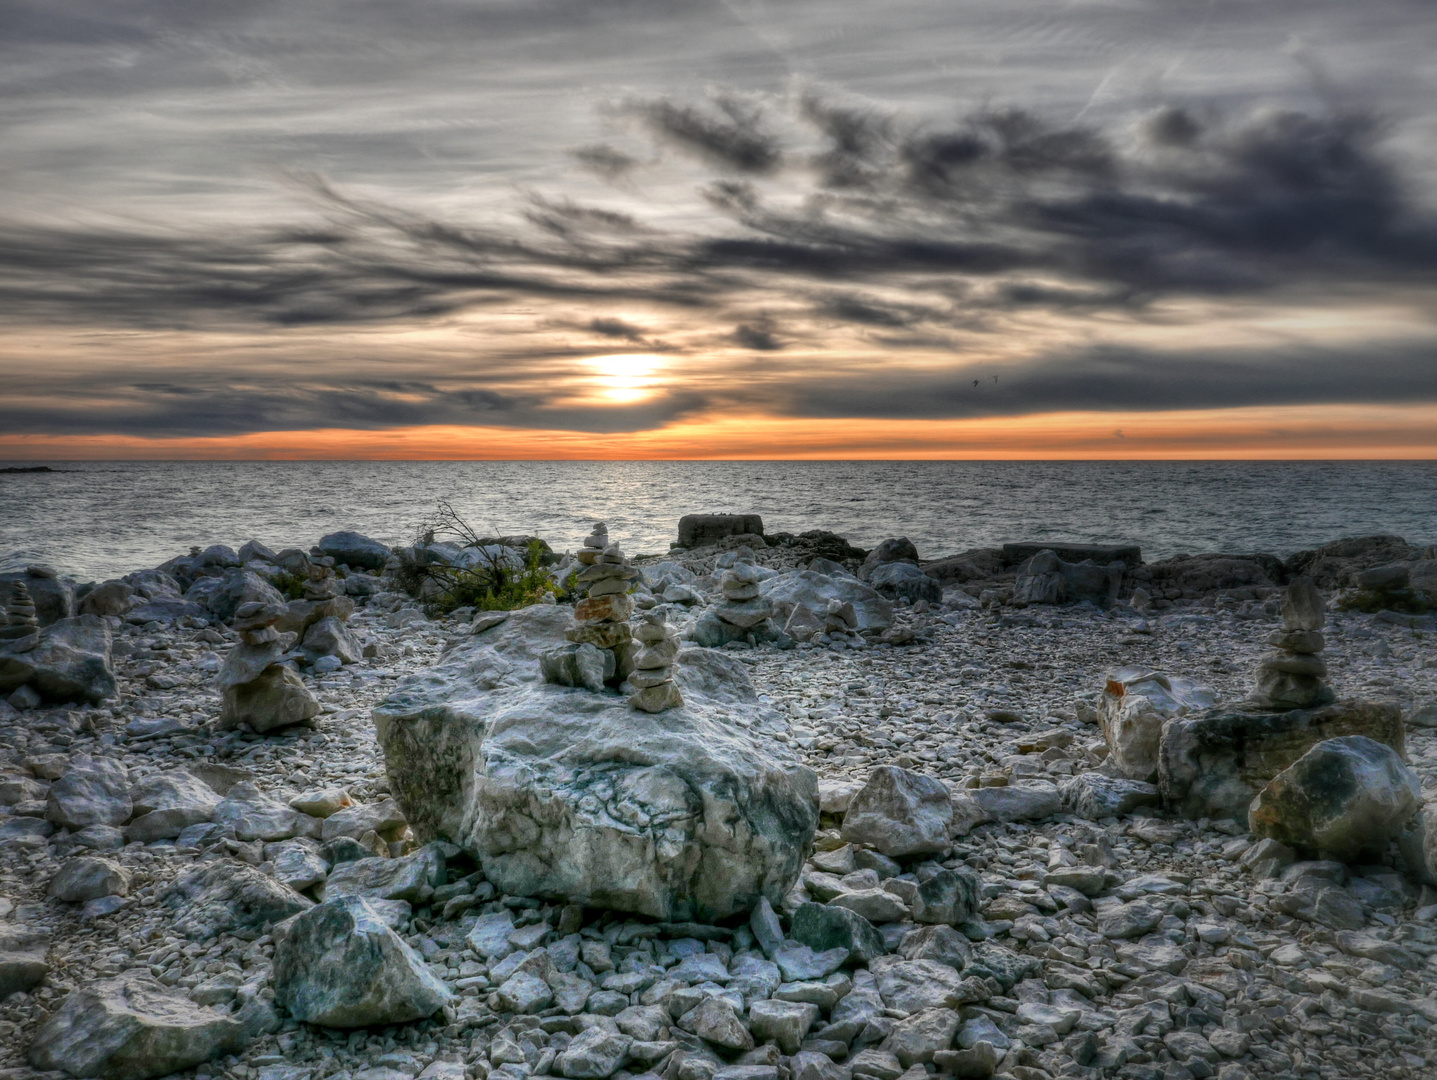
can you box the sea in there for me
[2,460,1435,584]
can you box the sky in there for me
[2,0,1436,459]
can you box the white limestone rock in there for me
[374,605,818,921]
[1099,668,1217,782]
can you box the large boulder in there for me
[185,570,286,624]
[1099,668,1217,782]
[301,616,362,665]
[273,896,451,1026]
[1399,803,1437,887]
[1159,700,1406,821]
[1127,553,1279,599]
[840,766,953,857]
[677,515,764,549]
[921,548,1006,587]
[374,605,818,921]
[217,666,320,733]
[0,615,115,704]
[860,538,919,581]
[275,595,355,638]
[0,929,50,998]
[1249,736,1420,861]
[79,581,135,618]
[212,782,322,841]
[125,772,220,842]
[321,845,445,903]
[1,570,75,626]
[1012,550,1123,607]
[1285,535,1422,590]
[1002,542,1142,569]
[868,563,942,606]
[49,857,130,903]
[27,975,262,1080]
[162,860,311,941]
[47,755,131,830]
[315,531,392,571]
[760,569,893,636]
[1059,773,1160,819]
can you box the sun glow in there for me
[591,353,661,403]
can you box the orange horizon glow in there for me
[3,403,1437,461]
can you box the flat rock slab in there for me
[677,515,765,548]
[1159,699,1405,821]
[375,605,818,922]
[0,929,50,998]
[162,860,311,941]
[0,615,115,704]
[28,975,256,1080]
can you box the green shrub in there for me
[398,501,556,616]
[270,571,309,601]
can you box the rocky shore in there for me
[2,521,1437,1080]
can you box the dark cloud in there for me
[587,317,650,342]
[801,93,894,189]
[633,94,781,174]
[781,340,1437,419]
[570,144,642,182]
[2,98,1432,336]
[731,321,784,351]
[0,374,710,437]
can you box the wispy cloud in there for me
[1,0,1435,447]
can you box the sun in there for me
[591,353,661,403]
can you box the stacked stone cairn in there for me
[821,597,861,644]
[549,523,639,688]
[629,609,683,712]
[216,600,320,732]
[692,560,786,646]
[303,557,339,601]
[1251,577,1335,710]
[0,582,40,646]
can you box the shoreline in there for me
[2,523,1436,1080]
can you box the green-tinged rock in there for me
[273,895,451,1027]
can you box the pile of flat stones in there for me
[568,523,641,680]
[215,601,321,733]
[1251,579,1333,710]
[1,582,40,645]
[629,611,683,713]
